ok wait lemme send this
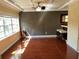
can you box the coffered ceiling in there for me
[4,0,73,11]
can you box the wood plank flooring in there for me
[2,37,78,59]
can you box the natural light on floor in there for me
[11,36,31,59]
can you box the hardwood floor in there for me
[2,37,78,59]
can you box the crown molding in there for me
[4,0,23,11]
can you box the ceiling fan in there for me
[31,0,46,11]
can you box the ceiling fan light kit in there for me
[36,6,41,11]
[36,6,46,11]
[31,0,47,11]
[41,6,45,10]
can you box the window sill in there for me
[0,31,20,41]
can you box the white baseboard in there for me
[0,37,20,55]
[66,41,78,53]
[77,51,79,53]
[26,35,57,38]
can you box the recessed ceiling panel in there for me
[8,0,71,11]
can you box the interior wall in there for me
[0,56,1,59]
[0,1,20,17]
[0,5,19,17]
[0,1,21,58]
[78,38,79,52]
[67,0,79,51]
[21,11,67,36]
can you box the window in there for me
[62,15,68,22]
[0,16,20,40]
[4,17,12,35]
[0,17,4,38]
[12,18,19,32]
[60,14,68,25]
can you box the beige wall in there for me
[0,5,19,17]
[78,39,79,52]
[0,56,1,59]
[67,0,79,51]
[0,0,20,17]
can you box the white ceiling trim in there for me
[58,0,73,9]
[4,0,23,11]
[23,9,68,12]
